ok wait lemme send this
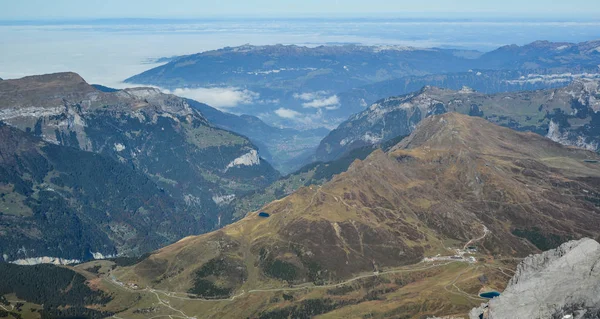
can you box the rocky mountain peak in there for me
[470,238,600,319]
[0,72,97,109]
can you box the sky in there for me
[1,0,600,20]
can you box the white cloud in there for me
[256,98,280,105]
[165,87,259,108]
[302,95,340,109]
[270,108,342,129]
[293,92,317,101]
[293,91,331,101]
[275,108,301,119]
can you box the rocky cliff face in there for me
[0,72,280,262]
[470,238,600,319]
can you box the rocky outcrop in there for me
[225,149,260,170]
[9,256,82,265]
[470,238,600,319]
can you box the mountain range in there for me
[335,66,600,119]
[124,40,600,130]
[317,79,600,161]
[96,112,600,318]
[0,72,279,262]
[2,38,600,319]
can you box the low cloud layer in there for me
[302,95,340,109]
[293,91,340,110]
[274,107,301,119]
[293,91,328,101]
[272,108,342,129]
[165,87,259,108]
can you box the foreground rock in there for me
[470,238,600,319]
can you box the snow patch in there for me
[242,67,317,75]
[458,86,475,94]
[0,106,64,121]
[372,45,432,53]
[183,194,202,207]
[120,87,162,99]
[505,73,600,85]
[114,143,126,152]
[91,252,116,259]
[212,194,236,205]
[362,132,383,144]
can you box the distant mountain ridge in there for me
[124,40,600,131]
[335,67,600,118]
[479,39,600,69]
[125,43,478,91]
[317,79,600,161]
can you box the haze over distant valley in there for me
[2,17,600,92]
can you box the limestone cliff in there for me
[470,238,600,319]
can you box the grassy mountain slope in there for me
[108,113,600,318]
[226,137,404,221]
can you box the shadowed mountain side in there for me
[0,123,199,261]
[0,72,280,261]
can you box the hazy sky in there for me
[2,0,600,19]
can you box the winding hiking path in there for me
[106,261,456,305]
[106,222,495,317]
[463,224,490,250]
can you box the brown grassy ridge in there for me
[109,113,600,317]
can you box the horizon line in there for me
[2,12,600,22]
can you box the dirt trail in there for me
[106,261,457,306]
[463,224,490,250]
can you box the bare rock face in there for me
[470,238,600,319]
